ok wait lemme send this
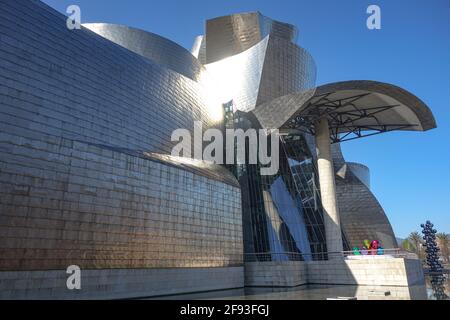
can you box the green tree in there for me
[408,231,424,259]
[436,233,449,264]
[402,239,414,252]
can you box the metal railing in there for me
[342,248,418,259]
[245,252,328,262]
[244,249,418,262]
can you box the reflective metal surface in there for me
[0,0,436,299]
[204,36,269,112]
[201,12,316,112]
[1,0,223,157]
[253,80,437,139]
[346,162,370,189]
[204,12,297,64]
[332,144,397,248]
[255,35,316,106]
[200,13,323,260]
[0,0,241,272]
[84,23,204,81]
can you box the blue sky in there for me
[42,0,450,238]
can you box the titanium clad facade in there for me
[0,0,432,299]
[0,0,242,298]
[0,0,220,156]
[204,12,297,64]
[255,36,316,106]
[191,35,207,64]
[205,36,269,112]
[332,144,397,249]
[251,79,436,252]
[205,12,263,64]
[83,23,204,81]
[202,13,326,260]
[202,12,316,112]
[346,162,370,189]
[0,140,243,271]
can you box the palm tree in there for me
[408,231,424,259]
[436,233,449,264]
[401,239,414,252]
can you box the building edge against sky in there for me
[0,0,436,299]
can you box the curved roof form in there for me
[204,12,298,63]
[253,80,436,142]
[204,36,270,112]
[201,12,316,112]
[83,23,204,81]
[337,162,371,189]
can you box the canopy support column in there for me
[315,117,343,259]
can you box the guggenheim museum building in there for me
[0,0,436,299]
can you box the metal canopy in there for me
[253,80,437,143]
[283,91,417,143]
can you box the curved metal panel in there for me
[84,23,204,81]
[204,36,269,112]
[259,14,298,43]
[346,162,371,189]
[257,80,436,134]
[256,36,317,107]
[0,140,243,271]
[252,89,316,129]
[191,35,207,64]
[332,144,397,249]
[205,12,297,63]
[312,80,436,131]
[85,143,240,187]
[203,32,316,113]
[0,0,240,274]
[142,152,240,187]
[0,11,222,156]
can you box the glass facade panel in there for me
[227,110,334,261]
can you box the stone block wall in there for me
[245,258,426,292]
[244,261,308,287]
[307,258,425,286]
[0,267,244,300]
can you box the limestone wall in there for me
[244,258,426,293]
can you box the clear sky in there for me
[42,0,450,238]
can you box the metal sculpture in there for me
[421,221,448,300]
